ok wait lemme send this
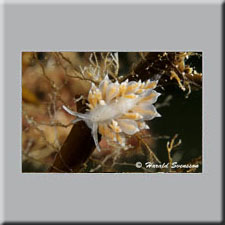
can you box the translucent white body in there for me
[63,75,161,151]
[89,97,138,123]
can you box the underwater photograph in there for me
[22,52,202,173]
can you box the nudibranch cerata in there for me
[63,75,161,151]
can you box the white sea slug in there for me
[63,75,161,151]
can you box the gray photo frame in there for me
[0,0,223,223]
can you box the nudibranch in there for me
[63,75,161,151]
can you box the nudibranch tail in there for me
[62,105,101,151]
[62,105,88,120]
[63,74,161,151]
